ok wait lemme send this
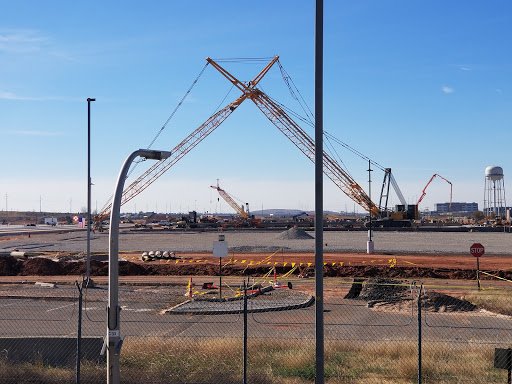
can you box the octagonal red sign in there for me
[470,243,485,257]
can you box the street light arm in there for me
[107,148,168,384]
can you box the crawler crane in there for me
[95,57,382,227]
[210,180,249,219]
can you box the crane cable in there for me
[276,60,390,177]
[129,62,210,173]
[98,62,209,216]
[277,60,315,125]
[261,77,356,180]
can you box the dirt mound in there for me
[275,227,314,240]
[0,256,22,276]
[345,278,478,313]
[357,278,409,303]
[0,256,511,283]
[119,261,148,276]
[422,291,477,312]
[20,258,63,276]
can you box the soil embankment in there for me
[1,254,511,281]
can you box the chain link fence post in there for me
[75,276,84,384]
[243,278,248,384]
[412,280,424,384]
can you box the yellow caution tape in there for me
[480,270,512,284]
[400,259,420,266]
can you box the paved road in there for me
[0,279,510,347]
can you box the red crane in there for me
[416,174,453,211]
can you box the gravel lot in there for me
[1,228,512,255]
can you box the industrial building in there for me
[435,202,478,213]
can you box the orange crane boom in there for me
[210,181,249,219]
[416,174,453,211]
[95,58,279,226]
[248,89,379,216]
[96,56,380,225]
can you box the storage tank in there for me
[485,166,504,181]
[484,166,506,218]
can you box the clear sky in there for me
[1,1,511,215]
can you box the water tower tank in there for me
[485,165,504,181]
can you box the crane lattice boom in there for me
[94,58,280,227]
[248,89,380,216]
[95,56,381,226]
[211,181,249,219]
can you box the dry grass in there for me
[0,338,508,383]
[462,288,512,316]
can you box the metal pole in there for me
[476,257,481,290]
[219,256,222,301]
[86,98,95,282]
[315,0,324,382]
[243,279,248,384]
[367,160,374,254]
[411,281,423,384]
[76,278,84,384]
[418,290,422,384]
[107,149,170,384]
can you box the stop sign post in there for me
[470,243,485,290]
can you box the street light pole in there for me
[87,98,95,282]
[314,1,324,383]
[107,149,170,384]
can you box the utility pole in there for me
[314,0,325,382]
[367,160,374,254]
[87,97,96,282]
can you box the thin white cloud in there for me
[0,91,47,101]
[0,90,83,102]
[459,66,471,71]
[442,86,454,94]
[0,29,49,53]
[6,130,64,137]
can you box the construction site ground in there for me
[1,227,511,287]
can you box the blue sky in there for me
[1,1,511,215]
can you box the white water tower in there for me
[484,165,506,218]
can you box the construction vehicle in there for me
[210,180,260,227]
[416,174,453,217]
[95,56,404,228]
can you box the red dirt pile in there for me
[1,255,512,281]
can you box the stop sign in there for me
[470,243,485,257]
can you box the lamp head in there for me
[138,150,171,161]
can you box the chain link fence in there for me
[0,269,511,383]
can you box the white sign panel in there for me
[213,241,228,258]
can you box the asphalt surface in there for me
[0,279,510,346]
[1,226,512,254]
